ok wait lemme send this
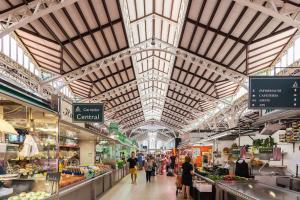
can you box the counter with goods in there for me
[54,123,129,200]
[0,83,131,200]
[0,81,59,200]
[193,171,249,200]
[56,164,115,200]
[215,180,300,200]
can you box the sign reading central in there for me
[72,103,104,123]
[249,76,300,109]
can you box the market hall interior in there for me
[0,0,300,200]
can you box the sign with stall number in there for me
[72,103,104,123]
[249,76,300,109]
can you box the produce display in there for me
[8,192,51,200]
[59,149,78,160]
[59,164,112,188]
[207,174,248,182]
[116,160,125,169]
[59,174,85,188]
[280,122,300,143]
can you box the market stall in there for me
[56,101,129,200]
[0,80,59,200]
[0,82,129,200]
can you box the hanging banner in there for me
[249,76,300,109]
[72,103,104,123]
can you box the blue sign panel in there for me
[72,103,104,123]
[249,76,300,109]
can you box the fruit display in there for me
[8,191,51,200]
[95,164,112,173]
[59,174,85,188]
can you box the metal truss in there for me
[104,93,203,116]
[42,39,247,91]
[115,108,144,122]
[133,130,172,141]
[0,51,75,102]
[0,0,80,38]
[130,14,178,27]
[0,52,40,92]
[105,98,140,113]
[120,119,146,131]
[87,70,227,106]
[124,120,179,137]
[161,116,187,127]
[233,0,300,29]
[200,94,248,130]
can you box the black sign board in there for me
[46,172,61,182]
[249,76,300,109]
[72,103,104,123]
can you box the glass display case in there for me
[0,93,59,200]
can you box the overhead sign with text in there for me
[72,103,104,123]
[249,76,300,109]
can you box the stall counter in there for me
[216,180,300,200]
[47,167,128,200]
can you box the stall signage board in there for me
[72,103,104,123]
[109,122,119,133]
[249,76,300,109]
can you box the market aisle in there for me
[99,171,179,200]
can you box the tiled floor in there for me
[100,171,182,200]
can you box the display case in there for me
[0,89,59,199]
[56,124,116,200]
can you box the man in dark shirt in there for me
[127,152,138,184]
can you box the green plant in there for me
[253,137,276,148]
[116,160,124,169]
[253,139,263,148]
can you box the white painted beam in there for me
[233,0,300,29]
[42,40,247,90]
[0,0,80,38]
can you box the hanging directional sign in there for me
[72,103,104,123]
[249,76,300,109]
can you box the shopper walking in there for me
[182,156,194,200]
[155,155,161,175]
[137,153,143,170]
[127,152,138,184]
[160,155,166,175]
[144,156,154,182]
[170,154,176,173]
[166,155,171,174]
